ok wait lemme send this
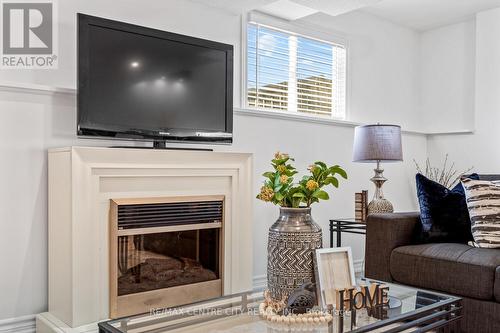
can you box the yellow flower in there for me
[276,165,287,173]
[306,180,319,191]
[274,151,289,160]
[280,175,289,183]
[258,186,274,202]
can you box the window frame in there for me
[242,12,350,121]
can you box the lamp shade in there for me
[353,124,403,162]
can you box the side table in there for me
[329,218,366,247]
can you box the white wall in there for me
[0,0,427,321]
[304,11,422,131]
[427,8,500,172]
[420,20,476,133]
[0,0,243,104]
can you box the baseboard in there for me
[35,313,99,333]
[253,274,267,290]
[354,259,364,277]
[0,315,36,333]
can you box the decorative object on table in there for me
[413,154,473,188]
[355,192,363,220]
[354,190,368,222]
[415,173,479,243]
[258,294,333,325]
[257,152,347,301]
[313,247,356,309]
[335,282,390,311]
[286,282,317,314]
[353,124,403,214]
[362,190,368,220]
[461,178,500,248]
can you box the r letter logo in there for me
[1,0,58,68]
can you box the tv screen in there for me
[77,14,233,145]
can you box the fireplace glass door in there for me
[117,228,220,296]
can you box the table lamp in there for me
[353,124,403,214]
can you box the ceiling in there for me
[363,0,500,31]
[190,0,500,31]
[188,0,275,14]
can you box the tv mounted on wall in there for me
[77,14,233,147]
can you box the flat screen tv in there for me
[77,14,233,147]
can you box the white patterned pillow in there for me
[461,178,500,248]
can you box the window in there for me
[247,23,347,119]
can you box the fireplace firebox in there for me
[109,196,224,318]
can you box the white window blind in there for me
[247,23,346,119]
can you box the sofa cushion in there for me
[415,173,478,243]
[462,178,500,248]
[390,243,500,300]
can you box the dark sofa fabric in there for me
[390,243,500,300]
[496,267,500,302]
[365,211,500,333]
[365,212,420,282]
[461,297,500,333]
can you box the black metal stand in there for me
[111,141,213,151]
[329,218,367,247]
[153,140,167,149]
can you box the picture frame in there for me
[314,247,356,308]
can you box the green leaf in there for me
[272,157,290,165]
[314,161,327,169]
[292,192,306,198]
[325,176,339,187]
[329,166,348,179]
[275,192,284,201]
[312,190,329,200]
[262,172,275,179]
[274,174,281,187]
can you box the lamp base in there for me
[368,198,394,214]
[368,161,394,215]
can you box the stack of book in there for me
[355,190,368,222]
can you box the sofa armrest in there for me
[364,212,420,282]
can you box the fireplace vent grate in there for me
[117,200,223,229]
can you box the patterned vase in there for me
[267,207,322,301]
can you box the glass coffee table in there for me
[98,279,461,333]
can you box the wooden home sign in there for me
[335,282,389,311]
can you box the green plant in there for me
[257,152,347,208]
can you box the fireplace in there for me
[42,147,252,330]
[109,196,224,318]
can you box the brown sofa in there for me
[365,212,500,333]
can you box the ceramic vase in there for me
[267,207,322,301]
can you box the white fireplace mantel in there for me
[36,147,253,332]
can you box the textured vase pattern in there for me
[367,198,394,214]
[267,208,322,301]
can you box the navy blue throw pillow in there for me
[415,173,479,243]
